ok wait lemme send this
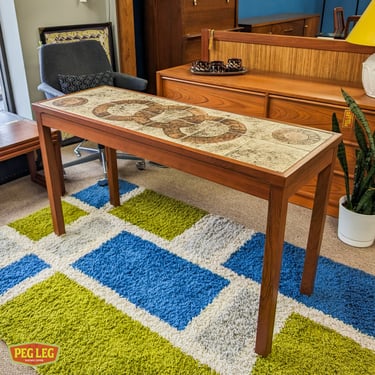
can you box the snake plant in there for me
[332,89,375,215]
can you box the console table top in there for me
[40,86,335,173]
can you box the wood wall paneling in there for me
[116,0,137,75]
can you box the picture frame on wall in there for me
[39,22,116,70]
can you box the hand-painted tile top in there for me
[41,86,335,172]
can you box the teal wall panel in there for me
[238,0,371,33]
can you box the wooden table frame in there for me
[32,88,341,356]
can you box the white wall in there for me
[0,0,117,118]
[0,1,31,117]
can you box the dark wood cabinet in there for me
[239,13,320,37]
[143,0,238,93]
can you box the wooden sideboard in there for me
[143,0,238,93]
[156,32,375,217]
[239,13,320,37]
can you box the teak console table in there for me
[32,86,341,356]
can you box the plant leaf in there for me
[339,90,375,214]
[356,188,375,214]
[342,89,375,153]
[332,112,351,207]
[354,119,369,154]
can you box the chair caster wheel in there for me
[136,161,146,170]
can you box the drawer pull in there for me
[283,28,294,33]
[192,1,230,7]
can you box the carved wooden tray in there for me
[190,68,248,76]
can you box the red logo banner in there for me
[9,343,59,366]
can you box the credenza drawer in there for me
[271,20,305,35]
[160,79,266,118]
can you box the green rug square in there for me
[8,201,87,241]
[252,313,375,375]
[0,273,215,375]
[109,189,207,240]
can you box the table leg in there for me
[26,138,65,195]
[300,157,336,295]
[26,151,43,186]
[36,121,65,235]
[255,186,288,356]
[53,133,66,196]
[105,147,120,206]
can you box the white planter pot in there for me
[338,196,375,248]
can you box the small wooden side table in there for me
[0,114,65,195]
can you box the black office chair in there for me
[37,39,148,184]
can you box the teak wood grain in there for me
[116,0,137,75]
[201,30,375,83]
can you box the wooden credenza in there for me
[143,0,238,93]
[239,13,320,37]
[156,64,375,217]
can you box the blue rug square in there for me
[223,232,375,337]
[0,254,50,295]
[72,231,229,330]
[72,179,138,208]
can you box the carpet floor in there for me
[0,161,374,374]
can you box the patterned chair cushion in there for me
[58,71,114,94]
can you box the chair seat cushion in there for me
[58,71,114,94]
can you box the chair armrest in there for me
[37,83,64,99]
[112,72,148,92]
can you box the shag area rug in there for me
[0,180,374,374]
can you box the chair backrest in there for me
[38,40,113,91]
[333,7,345,35]
[344,15,361,38]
